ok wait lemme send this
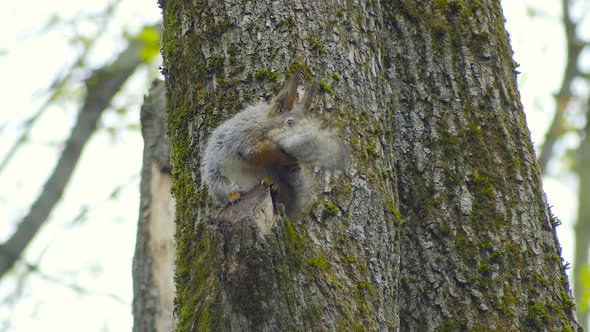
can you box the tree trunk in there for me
[160,0,580,330]
[133,80,176,332]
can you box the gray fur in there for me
[201,102,274,206]
[267,118,350,170]
[200,81,348,216]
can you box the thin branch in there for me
[0,0,122,173]
[537,0,585,173]
[23,262,128,305]
[0,175,139,312]
[33,173,140,265]
[0,31,150,279]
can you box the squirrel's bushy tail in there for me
[270,119,350,170]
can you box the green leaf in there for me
[126,123,140,131]
[136,26,160,63]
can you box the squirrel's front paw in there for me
[261,176,274,187]
[227,192,242,204]
[261,176,279,192]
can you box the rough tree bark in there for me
[133,80,176,332]
[160,0,580,330]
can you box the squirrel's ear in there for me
[270,68,301,115]
[302,81,317,113]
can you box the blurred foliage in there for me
[135,26,160,63]
[581,265,590,312]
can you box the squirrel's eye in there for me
[287,119,295,127]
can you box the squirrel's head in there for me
[268,67,317,128]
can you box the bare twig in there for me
[23,262,128,305]
[0,32,149,279]
[0,0,122,173]
[537,0,585,173]
[33,173,139,265]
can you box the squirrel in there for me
[200,68,349,216]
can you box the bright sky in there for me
[0,1,160,331]
[0,1,581,331]
[504,0,578,271]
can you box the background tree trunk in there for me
[133,80,176,332]
[160,0,580,330]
